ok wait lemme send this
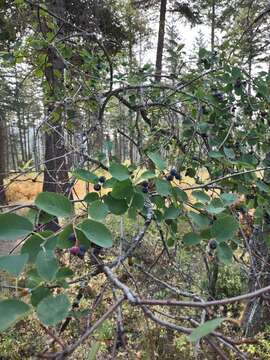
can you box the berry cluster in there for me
[166,168,181,182]
[68,233,86,259]
[94,176,106,192]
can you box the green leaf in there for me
[189,212,210,230]
[183,232,201,246]
[192,191,210,203]
[206,199,225,214]
[0,213,33,241]
[109,163,130,181]
[77,219,113,248]
[164,206,181,220]
[88,200,109,221]
[173,187,188,202]
[0,299,30,331]
[0,254,28,277]
[103,178,117,189]
[35,192,73,218]
[130,191,144,210]
[84,192,99,203]
[211,215,239,242]
[256,181,270,193]
[223,147,235,159]
[189,318,225,342]
[56,267,74,280]
[104,194,128,215]
[57,225,73,249]
[111,179,133,200]
[155,179,171,196]
[220,193,238,205]
[21,231,57,262]
[148,152,166,171]
[37,294,71,326]
[209,150,224,159]
[217,243,233,264]
[31,286,52,307]
[36,250,59,282]
[72,168,98,183]
[138,171,156,182]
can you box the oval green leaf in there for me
[0,254,28,277]
[37,294,71,326]
[0,299,30,331]
[109,163,130,181]
[0,213,33,241]
[77,219,113,248]
[35,192,73,218]
[36,250,59,282]
[88,200,109,221]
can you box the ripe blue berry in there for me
[142,187,148,193]
[99,176,106,183]
[166,174,174,182]
[174,173,181,180]
[94,183,101,191]
[209,240,217,250]
[68,233,76,243]
[170,169,178,177]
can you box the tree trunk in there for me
[155,0,167,82]
[42,0,70,195]
[242,152,270,336]
[210,0,215,69]
[0,116,7,204]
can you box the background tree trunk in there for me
[155,0,167,81]
[42,0,70,195]
[242,152,270,336]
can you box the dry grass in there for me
[5,169,211,204]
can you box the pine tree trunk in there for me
[210,0,215,69]
[42,0,70,195]
[242,153,270,336]
[155,0,167,82]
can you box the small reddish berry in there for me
[70,246,80,255]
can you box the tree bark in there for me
[210,0,215,69]
[242,152,270,336]
[42,0,70,195]
[155,0,167,82]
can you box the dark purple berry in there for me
[141,181,149,187]
[68,233,76,243]
[166,174,174,182]
[94,183,101,191]
[99,176,106,183]
[170,169,178,177]
[79,245,86,253]
[142,187,148,193]
[174,173,181,180]
[78,246,86,259]
[70,246,80,255]
[209,240,217,250]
